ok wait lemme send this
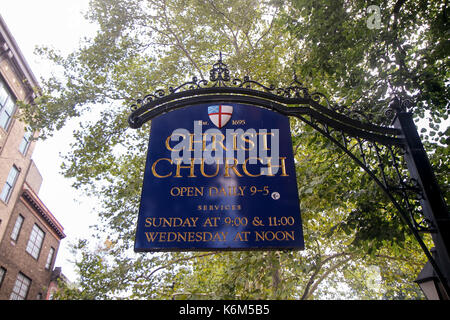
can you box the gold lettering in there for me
[233,231,250,241]
[171,187,204,196]
[198,232,208,241]
[170,187,180,196]
[188,217,198,227]
[257,132,274,151]
[167,232,177,242]
[211,133,227,151]
[285,231,295,241]
[177,232,186,242]
[145,231,229,242]
[212,232,220,241]
[218,187,227,196]
[265,157,289,176]
[241,133,255,151]
[188,133,207,151]
[173,218,183,227]
[230,132,239,151]
[143,217,198,228]
[242,157,262,177]
[255,231,265,242]
[254,230,295,241]
[165,133,186,151]
[162,218,172,227]
[221,232,228,241]
[152,158,173,178]
[145,232,229,242]
[200,158,220,177]
[174,158,196,178]
[145,232,158,242]
[224,158,243,177]
[203,217,220,227]
[194,187,204,196]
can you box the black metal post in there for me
[392,104,450,297]
[129,59,450,297]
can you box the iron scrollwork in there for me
[128,56,442,288]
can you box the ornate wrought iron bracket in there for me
[128,57,450,297]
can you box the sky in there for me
[2,1,100,282]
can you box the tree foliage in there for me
[25,0,449,299]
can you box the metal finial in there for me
[209,52,230,85]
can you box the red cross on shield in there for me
[208,105,233,128]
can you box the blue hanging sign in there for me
[134,102,304,251]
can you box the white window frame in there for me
[45,247,55,270]
[0,267,6,288]
[19,128,33,155]
[10,272,31,300]
[26,224,45,260]
[10,214,24,241]
[0,80,16,131]
[0,165,19,203]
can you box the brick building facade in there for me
[0,15,65,300]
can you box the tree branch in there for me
[305,256,353,299]
[145,252,217,279]
[375,254,425,267]
[160,0,205,79]
[254,7,279,49]
[205,0,242,55]
[391,0,407,31]
[300,252,352,300]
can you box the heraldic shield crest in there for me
[208,105,233,128]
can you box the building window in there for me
[0,267,6,288]
[45,247,55,270]
[26,224,45,259]
[0,80,16,130]
[0,165,19,203]
[0,80,9,105]
[19,127,33,155]
[10,214,24,241]
[10,272,31,300]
